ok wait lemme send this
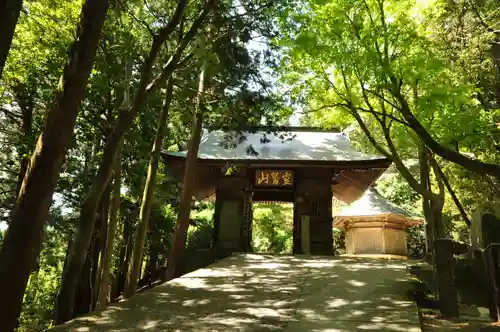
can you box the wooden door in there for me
[309,197,333,255]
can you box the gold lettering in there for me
[282,171,292,185]
[257,172,269,185]
[271,172,281,185]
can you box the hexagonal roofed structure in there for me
[334,188,423,256]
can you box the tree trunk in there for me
[15,89,34,197]
[430,156,457,317]
[124,79,174,297]
[56,4,211,321]
[139,254,145,282]
[97,145,122,309]
[434,162,471,228]
[0,0,23,78]
[0,0,109,329]
[89,215,102,312]
[99,56,130,307]
[420,146,434,254]
[432,200,445,239]
[91,184,110,310]
[165,62,208,280]
[61,140,94,314]
[16,154,30,197]
[73,251,92,317]
[113,204,136,299]
[430,155,446,239]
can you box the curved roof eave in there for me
[162,129,389,163]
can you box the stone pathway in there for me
[50,254,421,331]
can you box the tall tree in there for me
[96,51,133,309]
[96,152,121,308]
[0,0,110,329]
[124,78,174,297]
[0,0,23,78]
[55,0,215,322]
[163,0,293,279]
[165,61,208,280]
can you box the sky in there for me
[246,30,303,127]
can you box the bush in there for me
[407,226,426,258]
[252,203,293,253]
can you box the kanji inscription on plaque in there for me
[255,170,294,187]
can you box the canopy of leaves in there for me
[274,0,500,237]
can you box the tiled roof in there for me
[165,129,385,162]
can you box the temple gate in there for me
[163,127,391,256]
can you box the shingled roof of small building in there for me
[334,187,423,226]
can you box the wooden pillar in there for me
[403,227,409,256]
[293,196,305,254]
[293,203,300,254]
[213,177,252,255]
[240,190,253,252]
[381,225,387,254]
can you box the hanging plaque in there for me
[255,170,294,187]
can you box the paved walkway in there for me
[51,254,421,331]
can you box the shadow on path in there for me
[50,254,421,331]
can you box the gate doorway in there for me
[251,187,296,255]
[251,196,294,254]
[213,169,337,256]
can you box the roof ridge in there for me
[208,126,342,133]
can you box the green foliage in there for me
[406,226,426,258]
[0,0,290,328]
[187,201,215,250]
[377,168,422,217]
[276,0,500,248]
[0,0,83,221]
[277,0,499,170]
[332,228,345,255]
[252,203,293,253]
[18,227,68,331]
[4,0,499,329]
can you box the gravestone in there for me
[482,213,500,248]
[470,208,500,250]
